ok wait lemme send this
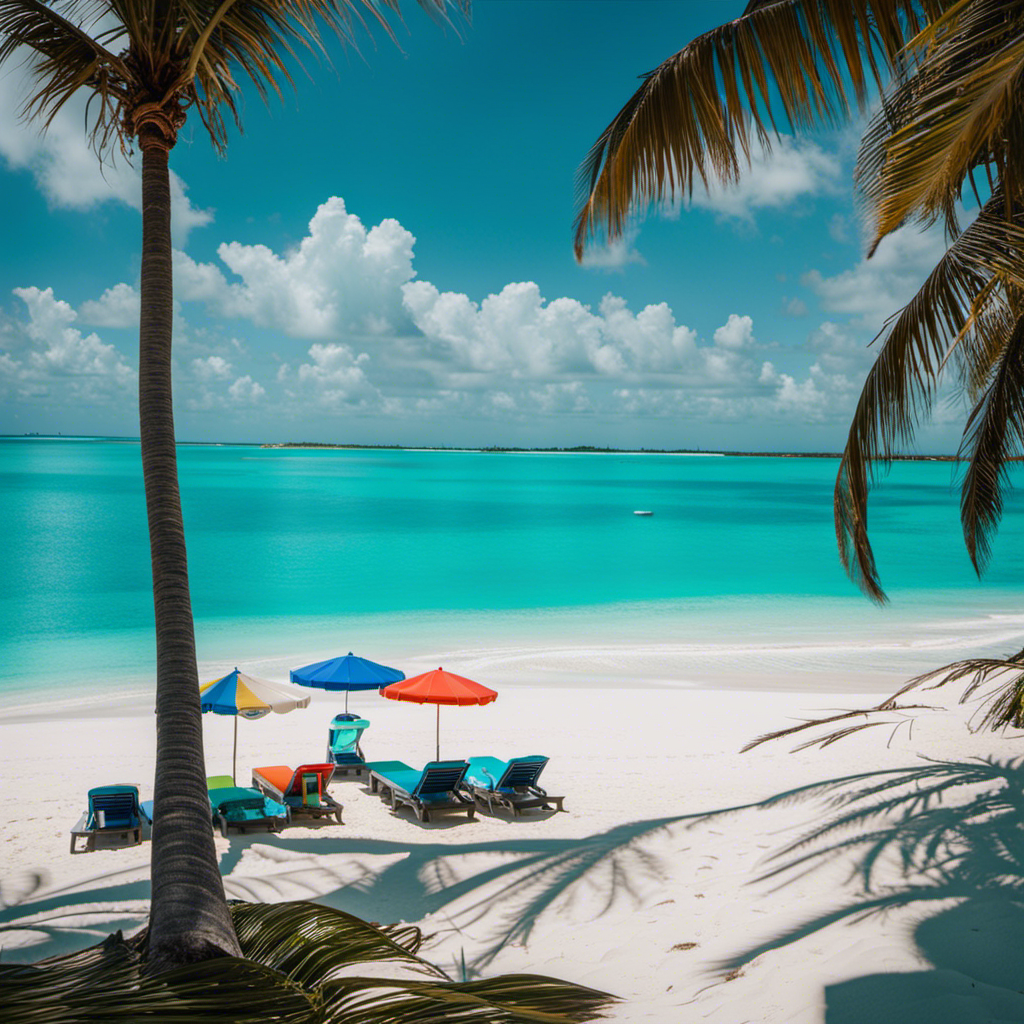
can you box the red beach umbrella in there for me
[381,667,497,761]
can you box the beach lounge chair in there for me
[461,755,565,816]
[250,763,343,823]
[207,775,290,837]
[326,714,371,778]
[70,784,149,854]
[365,760,475,823]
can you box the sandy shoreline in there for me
[3,674,1024,1021]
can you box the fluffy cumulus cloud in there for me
[0,287,135,403]
[285,342,382,411]
[174,198,416,338]
[3,184,891,435]
[685,137,842,222]
[79,283,141,328]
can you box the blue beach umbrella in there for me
[199,668,311,784]
[290,652,405,712]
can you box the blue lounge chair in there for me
[207,775,290,837]
[326,714,371,778]
[70,784,149,854]
[461,756,565,816]
[365,760,475,823]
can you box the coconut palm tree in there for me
[0,0,466,970]
[574,0,1024,731]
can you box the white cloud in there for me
[192,355,233,381]
[2,286,135,401]
[686,137,842,222]
[228,375,265,403]
[598,295,698,372]
[528,381,592,414]
[79,283,140,327]
[292,342,382,410]
[580,230,646,271]
[713,313,755,350]
[803,221,948,328]
[403,280,625,380]
[175,198,416,337]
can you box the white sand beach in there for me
[2,660,1023,1023]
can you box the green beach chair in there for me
[207,775,290,837]
[461,755,565,816]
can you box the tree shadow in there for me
[716,756,1024,1022]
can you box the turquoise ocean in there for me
[3,437,1024,714]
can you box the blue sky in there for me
[0,1,965,450]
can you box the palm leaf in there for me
[957,310,1024,571]
[0,0,131,152]
[863,0,1024,242]
[742,644,1024,751]
[0,901,615,1024]
[573,0,933,257]
[833,195,1024,600]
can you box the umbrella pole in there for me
[436,704,440,762]
[345,689,349,713]
[233,715,238,786]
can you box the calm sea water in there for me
[3,438,1024,711]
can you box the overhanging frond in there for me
[574,0,933,258]
[0,0,131,140]
[864,0,1024,243]
[958,310,1024,572]
[834,196,1024,600]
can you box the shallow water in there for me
[2,438,1022,712]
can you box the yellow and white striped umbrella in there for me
[199,668,311,782]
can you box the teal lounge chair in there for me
[461,756,565,816]
[326,714,371,778]
[70,784,149,854]
[250,763,343,823]
[207,775,290,837]
[365,760,475,823]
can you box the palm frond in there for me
[0,0,130,148]
[864,0,1024,243]
[957,311,1024,571]
[743,646,1024,751]
[0,901,615,1024]
[833,195,1024,600]
[0,0,469,156]
[573,0,932,258]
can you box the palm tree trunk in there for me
[137,128,241,969]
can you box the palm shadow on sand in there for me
[719,757,1024,1023]
[6,756,1024,1016]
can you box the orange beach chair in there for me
[250,763,343,823]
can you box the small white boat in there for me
[633,510,653,516]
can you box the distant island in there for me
[259,442,960,460]
[2,436,963,459]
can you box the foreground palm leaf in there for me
[0,901,614,1024]
[0,0,466,969]
[574,0,1024,619]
